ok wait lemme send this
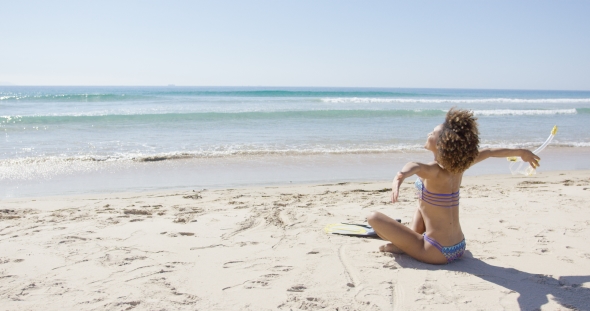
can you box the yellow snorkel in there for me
[507,125,557,176]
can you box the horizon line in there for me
[1,85,590,92]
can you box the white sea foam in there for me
[321,97,590,104]
[10,142,590,163]
[0,156,106,180]
[2,141,588,179]
[558,142,590,147]
[0,149,415,180]
[473,109,577,116]
[1,108,580,119]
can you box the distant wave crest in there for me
[474,109,577,116]
[0,110,448,125]
[1,108,583,125]
[0,90,434,102]
[321,97,590,104]
[0,94,148,102]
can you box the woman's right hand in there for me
[391,172,404,203]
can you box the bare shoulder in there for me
[415,161,443,179]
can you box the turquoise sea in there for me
[2,86,590,198]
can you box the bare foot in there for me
[379,243,404,254]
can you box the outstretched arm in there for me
[472,148,540,168]
[391,162,439,203]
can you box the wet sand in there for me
[3,146,590,199]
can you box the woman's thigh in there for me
[367,211,446,264]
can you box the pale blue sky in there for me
[1,1,589,89]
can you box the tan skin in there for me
[367,124,540,264]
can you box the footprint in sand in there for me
[559,256,574,263]
[278,296,328,310]
[271,265,294,272]
[243,280,269,289]
[222,261,245,268]
[287,285,306,292]
[223,273,282,291]
[222,258,293,272]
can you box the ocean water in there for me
[2,86,590,198]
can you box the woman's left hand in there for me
[391,172,404,203]
[521,150,541,169]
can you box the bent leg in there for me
[411,208,426,234]
[379,208,425,253]
[367,211,446,264]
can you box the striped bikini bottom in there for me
[423,233,466,263]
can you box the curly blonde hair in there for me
[436,108,480,174]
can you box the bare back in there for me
[416,162,464,246]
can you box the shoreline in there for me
[3,146,590,199]
[1,170,590,309]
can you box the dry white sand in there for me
[1,170,590,310]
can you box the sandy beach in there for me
[1,170,589,310]
[3,0,590,309]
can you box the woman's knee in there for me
[367,211,384,226]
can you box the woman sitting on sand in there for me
[367,108,540,264]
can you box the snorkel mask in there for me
[507,126,558,176]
